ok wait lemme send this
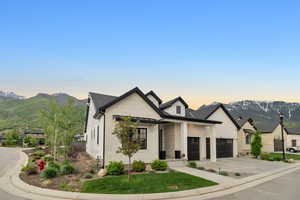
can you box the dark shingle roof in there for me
[195,103,240,128]
[285,127,300,135]
[89,92,117,110]
[145,91,162,105]
[255,121,279,133]
[160,97,189,110]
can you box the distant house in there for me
[284,128,300,149]
[84,87,222,166]
[0,135,6,145]
[236,118,257,155]
[21,130,45,145]
[256,122,287,152]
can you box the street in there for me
[0,148,28,200]
[207,168,300,200]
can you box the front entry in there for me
[274,139,283,152]
[216,138,233,158]
[187,137,200,160]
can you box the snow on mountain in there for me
[0,91,24,99]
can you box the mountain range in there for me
[0,92,87,132]
[1,91,300,133]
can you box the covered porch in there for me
[158,119,218,162]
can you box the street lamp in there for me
[279,112,286,160]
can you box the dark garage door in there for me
[274,139,283,152]
[216,138,233,158]
[188,137,200,160]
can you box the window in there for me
[176,106,181,114]
[292,139,297,147]
[97,126,99,145]
[245,134,251,144]
[131,128,147,149]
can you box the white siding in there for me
[86,99,103,159]
[207,107,238,157]
[164,100,186,117]
[104,93,162,165]
[147,94,159,107]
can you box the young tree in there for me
[112,117,140,181]
[59,98,85,159]
[40,99,61,160]
[251,131,263,158]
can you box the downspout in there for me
[102,112,106,168]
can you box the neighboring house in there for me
[256,122,287,153]
[284,128,300,148]
[0,135,6,145]
[85,87,222,166]
[21,130,46,145]
[195,103,241,158]
[236,117,257,155]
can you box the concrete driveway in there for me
[197,157,290,175]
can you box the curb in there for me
[3,150,300,200]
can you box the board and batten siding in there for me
[164,100,186,117]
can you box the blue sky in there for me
[1,0,300,108]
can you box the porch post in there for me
[210,126,217,162]
[200,136,206,160]
[181,122,188,160]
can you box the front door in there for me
[187,137,200,160]
[274,139,283,151]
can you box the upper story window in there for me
[176,106,181,114]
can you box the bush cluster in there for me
[187,161,197,168]
[132,160,146,172]
[107,161,124,175]
[151,160,168,171]
[21,163,38,175]
[42,155,54,162]
[40,167,58,179]
[60,163,76,175]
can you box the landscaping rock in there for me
[98,168,107,177]
[41,179,52,186]
[167,185,178,190]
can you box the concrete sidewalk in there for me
[170,167,235,184]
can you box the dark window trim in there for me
[137,128,147,150]
[97,126,99,145]
[245,134,251,144]
[176,106,181,114]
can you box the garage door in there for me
[216,138,233,158]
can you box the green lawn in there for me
[81,171,217,194]
[270,153,300,160]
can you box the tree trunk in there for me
[128,156,131,181]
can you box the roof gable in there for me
[145,90,162,105]
[196,103,240,129]
[94,87,164,118]
[160,97,188,110]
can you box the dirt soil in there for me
[20,150,98,192]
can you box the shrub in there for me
[260,153,270,160]
[106,161,124,175]
[21,163,38,175]
[198,166,205,170]
[235,172,241,176]
[40,167,58,179]
[220,171,229,176]
[132,160,146,172]
[267,157,275,161]
[187,161,197,168]
[83,173,93,179]
[251,131,263,158]
[32,150,45,159]
[274,156,281,161]
[206,168,217,173]
[151,160,168,171]
[47,161,60,171]
[43,155,54,162]
[60,163,76,175]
